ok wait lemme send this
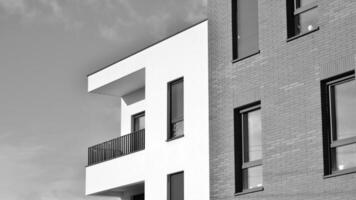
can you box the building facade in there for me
[209,0,356,200]
[85,21,209,200]
[85,0,356,199]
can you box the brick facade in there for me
[208,0,356,199]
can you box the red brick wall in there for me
[208,0,356,199]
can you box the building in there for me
[85,21,209,200]
[209,0,356,200]
[85,0,356,199]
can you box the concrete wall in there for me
[86,21,209,200]
[121,88,145,135]
[208,0,356,200]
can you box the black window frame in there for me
[167,77,184,141]
[321,70,356,177]
[234,101,264,195]
[231,0,260,62]
[167,171,184,200]
[132,111,145,132]
[286,0,319,41]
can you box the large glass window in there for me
[286,0,318,39]
[234,102,263,193]
[232,0,259,61]
[321,71,356,176]
[168,78,184,139]
[168,172,184,200]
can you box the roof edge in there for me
[87,19,208,77]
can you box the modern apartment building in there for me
[209,0,356,200]
[85,0,356,200]
[85,21,209,200]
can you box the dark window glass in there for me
[168,78,184,139]
[234,102,263,193]
[321,71,356,175]
[286,0,318,38]
[132,194,144,200]
[168,172,184,200]
[132,112,145,132]
[232,0,259,60]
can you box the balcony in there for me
[88,129,145,166]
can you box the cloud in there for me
[0,0,207,43]
[0,0,82,30]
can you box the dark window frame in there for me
[167,171,184,200]
[231,0,260,62]
[286,0,319,40]
[167,77,184,141]
[234,101,263,194]
[321,70,356,177]
[131,111,145,132]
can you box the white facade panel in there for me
[86,21,209,200]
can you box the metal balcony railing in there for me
[88,129,145,166]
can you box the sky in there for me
[0,0,206,199]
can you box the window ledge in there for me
[232,51,260,63]
[286,26,319,42]
[324,167,356,179]
[234,186,264,196]
[166,135,184,142]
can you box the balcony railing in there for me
[88,129,145,166]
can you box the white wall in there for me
[86,21,209,200]
[121,88,145,135]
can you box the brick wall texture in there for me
[208,0,356,200]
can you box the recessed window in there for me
[132,111,145,132]
[168,171,184,200]
[286,0,318,39]
[232,0,259,61]
[168,78,184,140]
[234,101,263,193]
[321,71,356,176]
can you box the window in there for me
[286,0,318,39]
[168,171,184,200]
[132,194,144,200]
[321,71,356,176]
[234,101,263,194]
[132,112,145,132]
[168,78,184,140]
[232,0,259,61]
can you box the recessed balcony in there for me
[88,129,145,166]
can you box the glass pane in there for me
[295,0,316,8]
[171,121,184,138]
[244,109,262,162]
[133,114,145,131]
[294,8,318,34]
[333,79,356,140]
[332,144,356,172]
[242,166,263,190]
[237,0,259,59]
[138,115,145,130]
[170,172,184,200]
[171,80,184,122]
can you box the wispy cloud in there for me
[0,0,206,43]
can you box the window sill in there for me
[286,26,319,42]
[166,135,184,142]
[324,167,356,179]
[232,50,260,63]
[234,186,264,196]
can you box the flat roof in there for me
[87,19,207,77]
